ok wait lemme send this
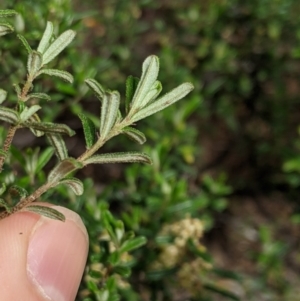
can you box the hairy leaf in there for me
[42,29,76,65]
[23,121,75,136]
[139,80,162,108]
[20,105,41,122]
[100,91,120,139]
[84,152,152,165]
[46,134,68,161]
[24,205,65,221]
[37,21,54,54]
[0,23,14,36]
[26,93,51,102]
[122,127,146,144]
[9,185,28,198]
[57,177,84,195]
[27,51,42,76]
[13,84,21,97]
[129,55,159,112]
[48,158,83,183]
[131,83,194,122]
[125,76,139,114]
[0,106,19,124]
[0,9,18,17]
[78,113,97,148]
[38,69,73,83]
[0,89,7,104]
[85,78,105,101]
[17,34,32,54]
[28,114,44,137]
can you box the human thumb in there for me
[0,204,89,301]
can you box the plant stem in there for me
[0,73,35,172]
[0,125,18,172]
[78,118,131,162]
[77,118,131,162]
[20,74,34,101]
[0,182,52,220]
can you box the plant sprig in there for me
[0,19,194,221]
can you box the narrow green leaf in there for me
[0,9,18,17]
[13,84,21,98]
[27,50,42,76]
[46,134,68,161]
[24,205,65,221]
[36,147,54,173]
[20,105,41,122]
[17,101,25,112]
[0,106,19,124]
[23,121,75,136]
[0,89,7,104]
[57,177,84,195]
[48,158,83,183]
[0,183,6,196]
[129,55,160,112]
[17,34,32,54]
[125,76,139,114]
[84,152,152,165]
[102,210,118,243]
[108,251,121,266]
[131,83,194,123]
[38,69,74,83]
[78,113,97,148]
[37,21,54,54]
[26,93,51,102]
[85,78,105,101]
[0,23,14,36]
[0,198,11,213]
[100,91,120,138]
[28,114,44,137]
[112,266,131,277]
[9,185,29,198]
[42,29,76,65]
[119,236,147,253]
[122,127,146,144]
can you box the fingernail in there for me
[27,206,88,301]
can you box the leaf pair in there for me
[84,79,121,140]
[126,55,194,122]
[18,21,75,83]
[37,21,76,66]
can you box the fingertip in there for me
[0,205,89,301]
[27,205,89,301]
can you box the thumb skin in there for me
[0,204,89,301]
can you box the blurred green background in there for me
[2,0,300,300]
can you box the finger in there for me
[0,204,89,301]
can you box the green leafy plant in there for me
[0,11,193,223]
[0,6,243,301]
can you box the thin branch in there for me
[77,117,131,162]
[0,125,18,172]
[0,182,52,220]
